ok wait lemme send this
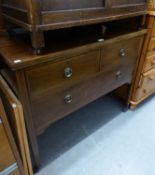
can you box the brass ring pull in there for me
[64,94,73,104]
[116,71,122,79]
[120,48,126,57]
[64,67,73,78]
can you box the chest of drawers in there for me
[0,26,146,168]
[130,12,155,108]
[0,0,146,50]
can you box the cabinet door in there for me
[0,75,33,175]
[0,98,24,175]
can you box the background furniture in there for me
[0,75,33,175]
[0,97,25,175]
[130,11,155,108]
[0,0,146,51]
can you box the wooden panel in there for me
[143,54,155,72]
[101,37,141,72]
[134,68,155,101]
[42,0,105,11]
[148,37,155,52]
[0,121,16,172]
[26,50,100,99]
[0,75,33,175]
[151,17,155,37]
[0,97,25,175]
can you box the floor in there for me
[37,94,155,175]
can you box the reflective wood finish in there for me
[0,0,147,50]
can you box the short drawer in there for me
[26,50,100,98]
[100,37,141,72]
[143,54,155,72]
[135,69,155,101]
[29,64,134,134]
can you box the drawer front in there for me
[0,120,16,172]
[101,37,141,71]
[27,50,100,98]
[135,69,155,101]
[29,64,134,134]
[143,55,155,72]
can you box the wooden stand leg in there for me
[31,31,45,54]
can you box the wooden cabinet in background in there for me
[130,12,155,108]
[0,0,146,50]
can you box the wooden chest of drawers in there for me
[0,0,146,50]
[130,12,155,108]
[0,27,146,168]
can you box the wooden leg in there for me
[15,71,41,169]
[31,31,45,54]
[130,104,137,110]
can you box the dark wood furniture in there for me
[130,11,155,108]
[0,97,25,175]
[0,0,146,51]
[0,75,33,175]
[0,17,146,169]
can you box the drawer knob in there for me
[64,94,73,104]
[116,71,122,79]
[120,48,126,57]
[64,67,73,78]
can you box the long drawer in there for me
[26,50,100,99]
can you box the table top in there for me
[0,29,146,71]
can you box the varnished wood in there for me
[0,76,33,175]
[0,17,146,168]
[0,98,25,175]
[130,13,155,107]
[0,29,147,70]
[0,0,147,50]
[0,117,15,172]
